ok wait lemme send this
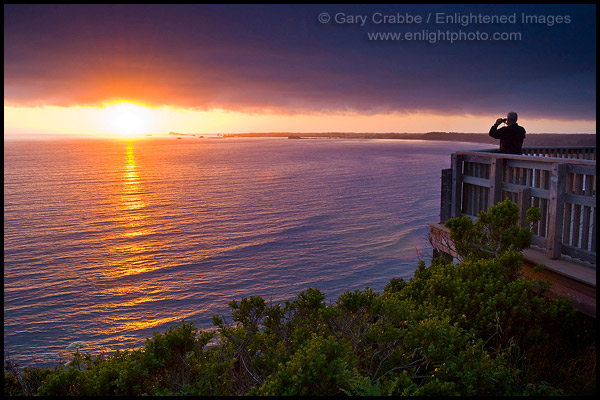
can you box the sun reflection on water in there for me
[104,315,186,335]
[121,144,147,212]
[117,144,157,242]
[97,143,180,334]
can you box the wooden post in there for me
[488,157,504,209]
[547,163,567,259]
[517,187,532,228]
[451,154,463,218]
[440,168,452,223]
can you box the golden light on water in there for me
[121,144,147,213]
[94,143,178,334]
[116,144,157,274]
[105,316,185,335]
[100,143,160,280]
[90,141,217,334]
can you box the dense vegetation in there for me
[4,200,595,396]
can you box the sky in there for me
[3,4,597,138]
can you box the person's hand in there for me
[495,118,505,125]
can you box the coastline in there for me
[6,132,595,147]
[213,132,596,147]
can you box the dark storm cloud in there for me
[3,4,596,120]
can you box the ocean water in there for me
[4,137,491,366]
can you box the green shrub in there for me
[250,335,355,396]
[445,199,536,268]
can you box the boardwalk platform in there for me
[429,146,596,317]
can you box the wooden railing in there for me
[440,147,596,265]
[522,146,596,160]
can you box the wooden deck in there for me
[429,146,596,317]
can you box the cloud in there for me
[3,4,596,120]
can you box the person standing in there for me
[489,111,526,155]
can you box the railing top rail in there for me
[521,146,597,150]
[455,149,596,167]
[469,146,596,150]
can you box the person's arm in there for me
[489,118,505,138]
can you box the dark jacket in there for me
[489,123,526,154]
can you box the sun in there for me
[104,100,152,139]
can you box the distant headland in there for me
[169,131,596,147]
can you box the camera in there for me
[500,118,507,123]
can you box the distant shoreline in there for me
[214,132,596,147]
[5,132,595,147]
